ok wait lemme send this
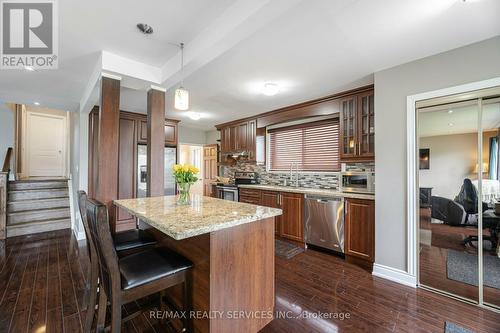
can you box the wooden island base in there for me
[145,217,275,333]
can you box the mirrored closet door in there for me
[417,89,500,311]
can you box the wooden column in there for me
[147,86,166,197]
[96,74,121,232]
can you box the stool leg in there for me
[183,272,193,333]
[110,294,122,333]
[96,287,107,332]
[84,259,99,332]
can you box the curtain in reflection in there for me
[488,137,498,180]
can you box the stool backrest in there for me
[86,198,120,296]
[77,191,97,263]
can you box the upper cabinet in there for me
[138,118,179,146]
[340,89,374,161]
[216,85,374,164]
[218,119,257,160]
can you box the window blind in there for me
[268,119,340,172]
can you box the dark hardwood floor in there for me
[1,229,499,333]
[419,208,500,308]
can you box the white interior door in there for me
[27,112,66,177]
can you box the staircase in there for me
[6,179,71,237]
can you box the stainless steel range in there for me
[215,172,258,201]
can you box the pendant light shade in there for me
[174,87,189,110]
[174,42,189,110]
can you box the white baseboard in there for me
[372,263,417,288]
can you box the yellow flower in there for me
[173,164,182,172]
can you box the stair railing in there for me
[0,171,6,240]
[0,147,12,239]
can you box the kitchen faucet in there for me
[287,162,299,187]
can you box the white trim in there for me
[406,76,500,281]
[150,85,166,92]
[372,263,417,288]
[101,72,122,81]
[67,177,76,233]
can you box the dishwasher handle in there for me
[305,195,343,203]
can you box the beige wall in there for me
[419,131,497,200]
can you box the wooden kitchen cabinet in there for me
[89,109,179,232]
[239,188,262,205]
[217,118,257,160]
[257,190,304,244]
[345,198,375,270]
[279,192,304,243]
[340,89,374,161]
[260,191,281,235]
[138,119,179,146]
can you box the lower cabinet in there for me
[260,191,281,235]
[345,198,375,270]
[252,190,304,244]
[279,192,304,243]
[239,188,262,205]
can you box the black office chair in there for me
[430,179,496,250]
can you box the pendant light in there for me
[175,43,189,110]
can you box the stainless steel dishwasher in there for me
[304,195,344,254]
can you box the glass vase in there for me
[177,182,192,205]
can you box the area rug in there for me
[446,250,500,289]
[275,239,304,259]
[444,322,474,333]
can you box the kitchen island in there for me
[114,195,282,333]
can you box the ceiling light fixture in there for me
[448,110,453,114]
[24,66,35,71]
[187,112,201,120]
[262,82,280,96]
[33,102,40,106]
[448,122,454,126]
[136,23,153,34]
[174,43,189,111]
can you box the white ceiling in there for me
[1,0,500,130]
[419,101,500,137]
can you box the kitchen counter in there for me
[114,194,282,240]
[238,184,375,200]
[113,194,280,333]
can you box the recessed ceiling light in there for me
[186,112,201,121]
[262,82,280,96]
[448,110,453,114]
[33,102,40,106]
[25,66,35,72]
[448,122,454,126]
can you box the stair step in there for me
[8,188,69,202]
[7,207,71,225]
[8,197,70,213]
[6,218,71,238]
[9,180,68,191]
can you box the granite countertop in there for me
[114,195,282,240]
[238,184,375,200]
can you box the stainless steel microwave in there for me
[341,171,375,194]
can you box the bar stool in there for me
[86,197,193,333]
[77,191,157,332]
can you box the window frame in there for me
[265,117,341,174]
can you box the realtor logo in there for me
[1,0,58,69]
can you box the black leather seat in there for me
[113,229,157,252]
[119,247,193,290]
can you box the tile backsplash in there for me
[222,161,340,190]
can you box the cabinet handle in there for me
[358,143,361,155]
